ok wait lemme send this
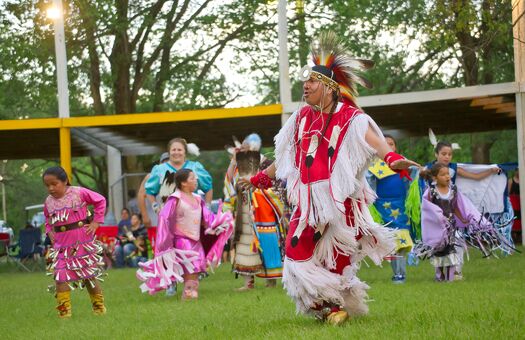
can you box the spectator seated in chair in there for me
[114,213,148,268]
[9,224,45,271]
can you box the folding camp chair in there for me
[13,228,45,271]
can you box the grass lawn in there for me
[1,248,524,339]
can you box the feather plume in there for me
[242,133,262,151]
[310,31,374,102]
[187,143,200,157]
[232,136,241,148]
[428,128,460,149]
[225,145,235,155]
[428,128,438,147]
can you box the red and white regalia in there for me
[275,100,394,316]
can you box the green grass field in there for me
[1,249,524,339]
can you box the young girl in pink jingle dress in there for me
[137,169,233,299]
[43,166,107,318]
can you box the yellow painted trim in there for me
[59,127,72,178]
[0,104,283,130]
[0,118,61,130]
[62,104,283,128]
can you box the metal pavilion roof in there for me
[0,82,518,160]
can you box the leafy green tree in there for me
[0,0,278,191]
[0,0,518,225]
[283,0,515,163]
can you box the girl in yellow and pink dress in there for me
[43,166,107,318]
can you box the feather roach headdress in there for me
[299,31,374,103]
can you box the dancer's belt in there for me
[53,218,91,233]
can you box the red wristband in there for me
[384,151,404,166]
[384,152,412,181]
[250,171,273,189]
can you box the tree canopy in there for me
[0,0,517,230]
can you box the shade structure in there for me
[0,83,518,160]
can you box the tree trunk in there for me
[76,0,105,114]
[452,0,479,86]
[471,142,492,164]
[110,0,131,114]
[296,0,308,68]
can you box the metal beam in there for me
[71,128,110,152]
[0,118,61,130]
[59,127,71,178]
[51,0,70,119]
[286,82,519,112]
[107,145,123,221]
[63,104,283,128]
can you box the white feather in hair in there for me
[428,128,438,147]
[187,143,200,157]
[428,128,461,150]
[232,136,241,149]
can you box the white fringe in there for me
[298,181,338,227]
[274,110,298,181]
[137,248,200,294]
[314,217,358,270]
[354,203,396,266]
[276,113,382,226]
[330,114,382,204]
[341,265,370,316]
[284,168,300,206]
[282,257,370,316]
[313,197,395,269]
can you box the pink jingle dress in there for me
[137,190,234,295]
[44,186,106,288]
[172,192,207,274]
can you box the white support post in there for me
[51,0,70,119]
[278,0,293,124]
[107,146,123,221]
[512,0,525,245]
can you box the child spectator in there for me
[114,208,133,267]
[125,213,148,267]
